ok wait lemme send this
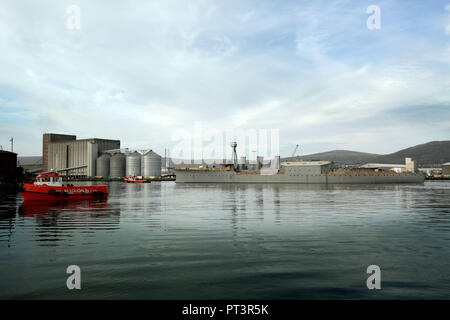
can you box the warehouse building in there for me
[443,162,450,177]
[358,163,406,173]
[418,167,442,177]
[0,150,18,182]
[358,158,417,173]
[43,133,76,172]
[43,133,120,177]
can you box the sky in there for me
[0,0,449,158]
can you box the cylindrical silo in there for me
[143,150,162,178]
[126,151,141,176]
[110,153,126,178]
[96,153,111,177]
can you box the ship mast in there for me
[230,141,238,170]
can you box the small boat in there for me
[22,172,108,201]
[124,175,148,183]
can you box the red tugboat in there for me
[22,172,108,201]
[124,175,148,183]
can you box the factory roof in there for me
[76,138,120,142]
[50,138,120,143]
[281,161,331,166]
[359,163,406,169]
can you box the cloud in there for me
[446,4,450,34]
[0,0,449,156]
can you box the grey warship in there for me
[175,142,425,184]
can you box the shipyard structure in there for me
[175,142,425,184]
[42,133,161,178]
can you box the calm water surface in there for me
[0,181,449,299]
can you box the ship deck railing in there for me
[174,167,233,171]
[324,170,398,174]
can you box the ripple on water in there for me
[0,181,449,299]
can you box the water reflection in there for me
[0,181,449,299]
[119,182,163,229]
[15,199,119,246]
[19,199,108,216]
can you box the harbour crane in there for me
[231,141,238,169]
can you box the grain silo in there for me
[143,150,161,178]
[126,151,141,176]
[96,153,111,177]
[110,153,126,178]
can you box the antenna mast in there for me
[291,144,299,158]
[230,141,238,169]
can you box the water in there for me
[0,181,449,299]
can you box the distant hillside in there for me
[373,141,450,166]
[18,156,42,165]
[284,141,450,166]
[283,150,378,165]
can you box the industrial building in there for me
[43,133,120,176]
[0,150,18,182]
[418,167,442,177]
[42,133,162,178]
[358,163,405,172]
[358,158,417,173]
[443,162,450,177]
[98,150,162,179]
[0,150,18,185]
[43,133,75,172]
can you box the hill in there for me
[18,156,42,165]
[286,141,450,166]
[282,150,378,165]
[373,141,450,166]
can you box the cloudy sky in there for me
[0,0,449,157]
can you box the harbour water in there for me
[0,181,449,299]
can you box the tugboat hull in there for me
[22,184,108,201]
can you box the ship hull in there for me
[175,170,425,184]
[124,179,148,183]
